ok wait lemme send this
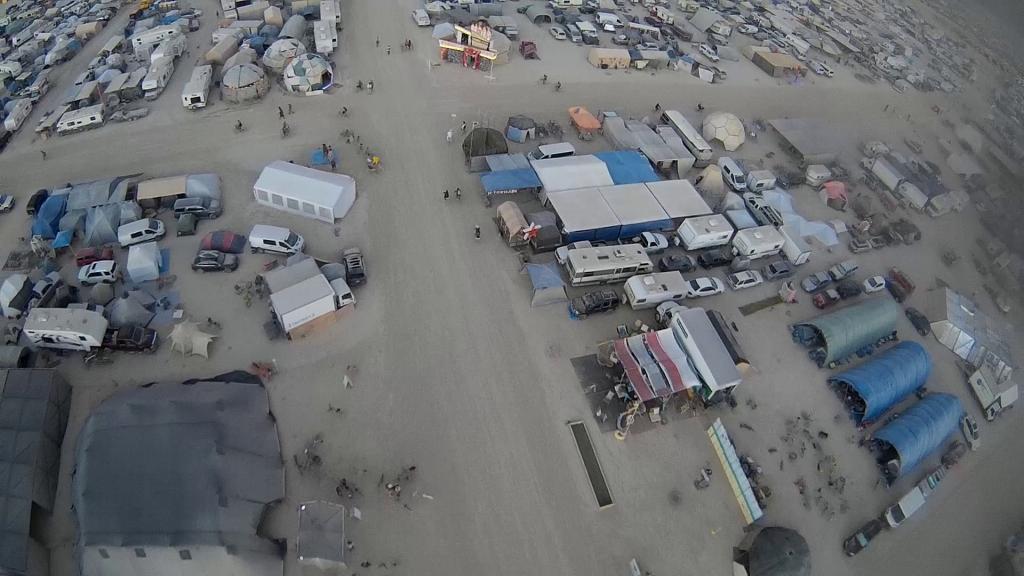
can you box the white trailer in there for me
[181,65,212,109]
[56,104,104,135]
[863,156,903,191]
[3,98,32,131]
[676,215,734,250]
[778,224,811,265]
[142,56,174,100]
[313,20,336,55]
[624,272,688,310]
[130,24,181,51]
[269,274,338,335]
[150,34,186,62]
[23,308,108,351]
[731,225,785,260]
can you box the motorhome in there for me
[56,104,104,135]
[130,24,181,51]
[667,306,742,402]
[652,5,674,24]
[23,308,108,351]
[181,64,212,109]
[18,70,51,103]
[564,244,654,287]
[627,21,662,41]
[624,272,688,309]
[675,215,734,250]
[150,34,186,62]
[660,110,713,167]
[778,224,811,265]
[142,56,174,100]
[3,99,32,131]
[731,226,785,260]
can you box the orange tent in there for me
[568,106,601,138]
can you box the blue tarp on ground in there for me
[481,168,542,194]
[829,341,932,425]
[594,150,661,185]
[31,195,66,239]
[875,393,963,478]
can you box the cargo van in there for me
[596,12,624,27]
[118,218,166,247]
[624,271,688,309]
[718,157,746,191]
[566,23,583,43]
[884,486,926,528]
[745,169,776,193]
[529,142,576,161]
[249,224,305,255]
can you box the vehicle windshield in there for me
[286,232,299,245]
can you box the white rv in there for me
[675,215,734,250]
[142,56,174,100]
[564,244,653,287]
[3,98,32,131]
[624,272,688,310]
[731,226,785,260]
[56,104,104,135]
[23,308,108,351]
[130,24,181,51]
[150,34,186,62]
[181,65,212,109]
[778,224,811,265]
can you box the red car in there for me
[75,247,114,267]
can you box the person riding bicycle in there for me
[555,81,562,91]
[541,74,548,84]
[356,80,363,90]
[235,120,244,131]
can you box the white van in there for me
[118,218,166,247]
[249,224,305,255]
[745,170,776,193]
[624,272,688,310]
[411,8,430,26]
[884,486,926,528]
[596,12,624,27]
[529,142,576,161]
[718,157,746,192]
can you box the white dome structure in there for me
[262,38,306,73]
[282,53,333,95]
[702,111,745,151]
[222,63,270,103]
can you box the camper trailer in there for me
[624,272,688,309]
[142,56,174,100]
[181,65,212,109]
[23,308,108,351]
[150,34,186,62]
[130,24,181,51]
[56,104,104,135]
[778,224,811,265]
[731,226,785,260]
[18,70,51,103]
[3,99,32,131]
[675,215,734,250]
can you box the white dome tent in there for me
[282,53,333,95]
[703,111,746,152]
[262,38,306,73]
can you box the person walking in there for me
[386,44,391,55]
[288,103,294,114]
[376,36,380,48]
[322,143,328,157]
[278,106,285,118]
[455,187,461,200]
[446,129,453,143]
[474,225,481,240]
[461,121,467,133]
[40,150,47,160]
[443,189,450,201]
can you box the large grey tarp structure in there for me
[64,177,130,212]
[107,295,154,328]
[126,242,160,283]
[73,374,285,576]
[768,118,843,164]
[828,341,931,425]
[741,527,811,576]
[297,501,346,569]
[82,204,121,247]
[792,298,900,367]
[0,370,71,576]
[186,173,223,200]
[874,393,963,481]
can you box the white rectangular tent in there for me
[532,156,614,200]
[253,161,356,223]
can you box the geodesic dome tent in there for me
[223,63,270,103]
[282,53,333,94]
[703,111,745,151]
[262,38,306,72]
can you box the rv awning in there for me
[136,175,188,201]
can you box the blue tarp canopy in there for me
[829,341,932,425]
[52,230,73,249]
[875,393,962,479]
[31,195,66,239]
[481,168,542,194]
[524,262,567,307]
[594,150,661,185]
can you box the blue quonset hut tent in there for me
[594,150,661,185]
[829,341,931,425]
[874,393,962,481]
[31,195,67,239]
[792,298,901,367]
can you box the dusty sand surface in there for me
[0,1,1022,575]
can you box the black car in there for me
[658,254,696,273]
[835,279,863,299]
[103,325,159,352]
[905,307,931,336]
[571,290,620,318]
[26,189,48,216]
[697,247,733,269]
[191,250,238,272]
[843,518,885,556]
[343,247,366,286]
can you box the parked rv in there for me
[624,272,687,309]
[56,104,104,135]
[23,308,108,351]
[142,56,174,100]
[731,226,784,260]
[181,64,212,109]
[675,215,735,250]
[745,169,777,193]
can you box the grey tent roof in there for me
[462,128,508,159]
[0,370,71,575]
[795,298,900,365]
[524,4,553,23]
[73,376,284,561]
[747,527,811,576]
[64,177,129,212]
[107,295,155,328]
[82,204,121,247]
[524,263,567,307]
[297,500,345,567]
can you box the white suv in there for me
[727,270,763,290]
[78,260,119,285]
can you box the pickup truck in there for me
[104,325,159,353]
